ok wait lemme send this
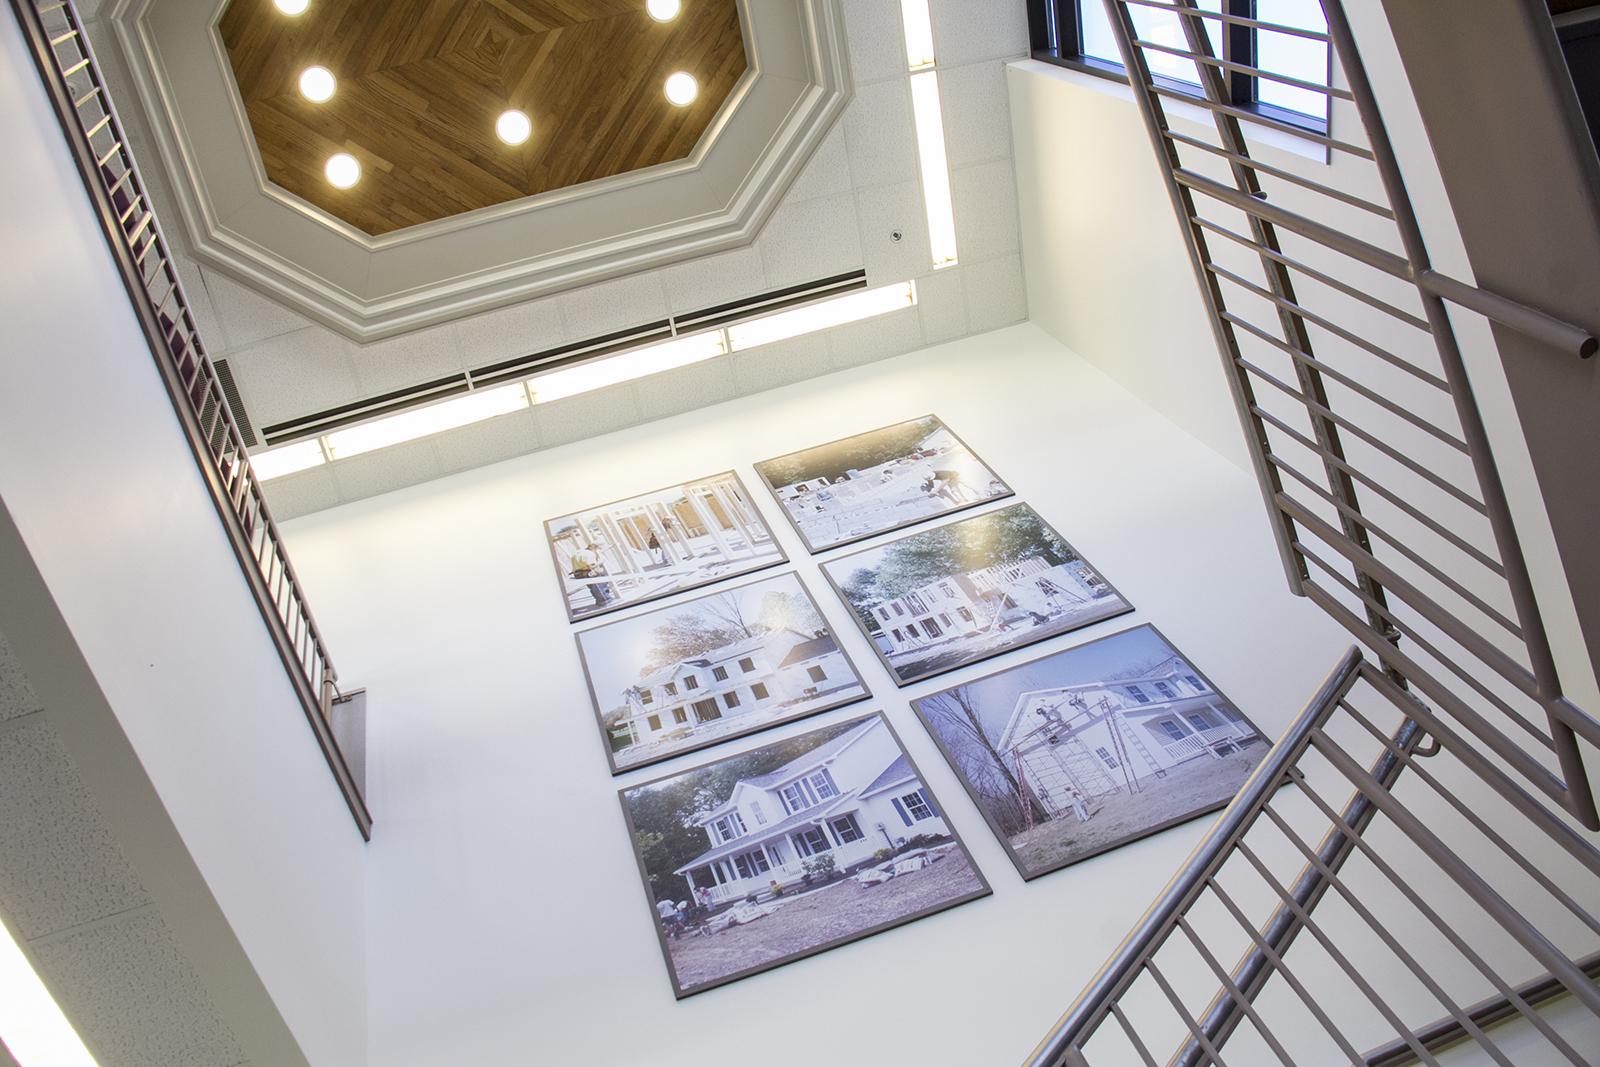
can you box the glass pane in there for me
[1256,0,1330,121]
[1083,0,1223,85]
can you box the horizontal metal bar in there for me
[1364,952,1600,1067]
[1133,37,1353,98]
[1150,83,1373,156]
[1169,132,1392,217]
[1418,269,1597,359]
[1119,0,1332,42]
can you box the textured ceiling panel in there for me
[219,0,748,234]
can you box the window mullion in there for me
[1226,0,1257,106]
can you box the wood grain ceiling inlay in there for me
[219,0,748,236]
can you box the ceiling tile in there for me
[827,305,925,370]
[536,385,644,448]
[757,191,864,289]
[953,157,1021,263]
[329,438,445,501]
[634,359,738,421]
[260,466,343,522]
[31,910,245,1067]
[938,60,1014,169]
[433,409,543,475]
[0,721,149,940]
[783,123,855,204]
[842,79,918,189]
[201,269,315,352]
[964,252,1028,333]
[855,181,933,285]
[730,334,832,394]
[348,323,467,397]
[555,272,670,340]
[660,245,768,315]
[929,0,1030,67]
[843,0,909,85]
[452,296,570,370]
[0,631,43,722]
[225,328,362,429]
[916,266,969,345]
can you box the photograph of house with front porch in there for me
[620,714,989,996]
[576,573,870,772]
[824,502,1132,684]
[545,471,784,622]
[911,625,1267,879]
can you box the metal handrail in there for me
[1028,1,1600,1062]
[9,0,370,838]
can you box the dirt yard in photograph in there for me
[1011,749,1263,876]
[666,850,985,991]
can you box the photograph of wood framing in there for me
[545,471,785,622]
[753,415,1012,552]
[619,713,990,997]
[576,572,870,773]
[821,502,1131,685]
[910,625,1268,879]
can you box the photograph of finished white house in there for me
[545,471,785,622]
[575,572,870,773]
[753,415,1012,552]
[823,502,1131,685]
[619,713,989,997]
[912,625,1267,880]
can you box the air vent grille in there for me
[213,358,257,448]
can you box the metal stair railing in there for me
[1028,0,1600,1062]
[9,0,371,838]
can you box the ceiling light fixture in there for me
[495,109,533,146]
[663,71,698,107]
[909,71,958,269]
[273,0,310,14]
[726,281,918,351]
[0,919,99,1066]
[646,0,681,22]
[324,152,361,189]
[899,0,937,70]
[323,384,530,460]
[298,66,336,103]
[527,331,727,404]
[250,439,327,481]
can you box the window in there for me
[892,628,904,641]
[1160,720,1187,742]
[713,665,729,682]
[672,707,688,724]
[922,618,943,638]
[663,682,678,696]
[1125,684,1150,704]
[906,622,921,638]
[733,848,771,880]
[940,582,956,596]
[793,826,830,857]
[723,691,740,709]
[781,781,813,813]
[739,657,757,673]
[638,689,654,704]
[752,804,766,826]
[809,769,839,800]
[647,714,662,731]
[1154,681,1176,699]
[957,607,974,622]
[892,603,905,617]
[878,607,892,620]
[830,814,865,844]
[1185,674,1207,692]
[1097,745,1120,769]
[1188,714,1211,731]
[900,790,936,821]
[939,613,952,626]
[684,675,699,690]
[807,665,827,683]
[751,682,770,700]
[711,813,747,844]
[1026,0,1330,131]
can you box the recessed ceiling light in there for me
[274,0,310,14]
[495,109,532,145]
[298,65,336,102]
[664,71,698,107]
[646,0,681,21]
[325,152,361,189]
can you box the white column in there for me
[712,480,761,551]
[686,488,735,559]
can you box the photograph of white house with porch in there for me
[912,625,1267,879]
[754,415,1012,552]
[576,573,870,772]
[545,471,784,622]
[620,714,989,996]
[824,503,1132,684]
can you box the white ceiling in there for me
[76,0,1034,518]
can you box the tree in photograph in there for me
[642,592,758,672]
[755,590,822,636]
[759,417,940,488]
[855,506,1076,605]
[838,568,884,631]
[920,686,1047,832]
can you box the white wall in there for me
[280,324,1351,1066]
[0,19,366,1065]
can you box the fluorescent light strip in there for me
[323,383,530,460]
[0,919,99,1066]
[251,281,919,480]
[909,70,958,270]
[899,0,937,70]
[727,281,917,351]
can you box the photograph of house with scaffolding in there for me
[619,713,990,998]
[821,502,1131,685]
[753,415,1012,552]
[576,572,870,773]
[910,625,1268,879]
[545,471,786,622]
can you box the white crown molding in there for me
[105,0,851,340]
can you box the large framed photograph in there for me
[545,471,786,623]
[576,573,872,774]
[753,415,1013,553]
[910,625,1269,880]
[619,712,991,998]
[820,502,1132,686]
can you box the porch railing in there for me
[1027,0,1600,1062]
[9,0,370,838]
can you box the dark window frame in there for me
[1025,0,1330,136]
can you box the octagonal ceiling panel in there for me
[219,0,749,235]
[105,0,848,339]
